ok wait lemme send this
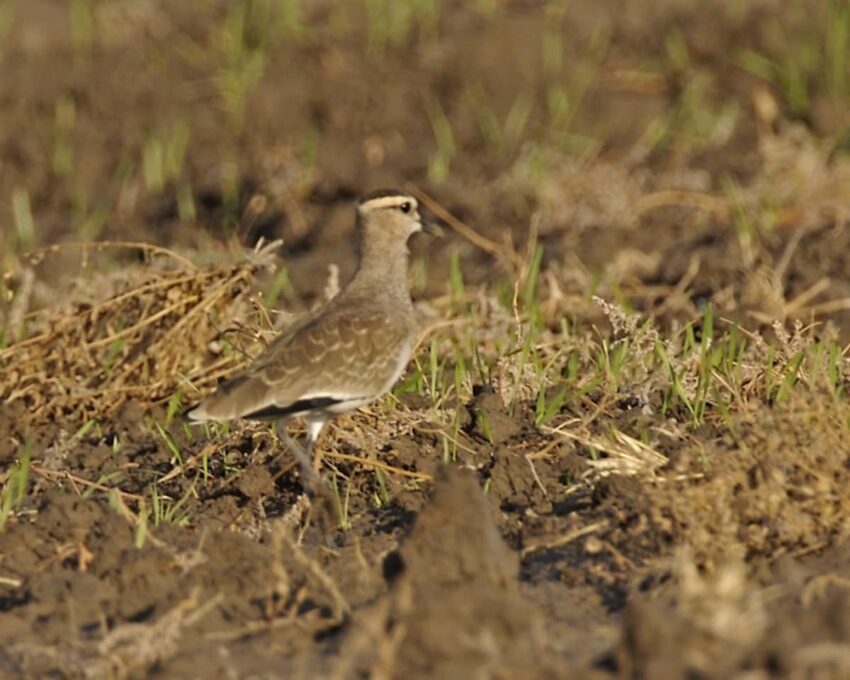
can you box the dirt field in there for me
[3,1,850,678]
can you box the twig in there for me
[22,240,197,271]
[405,183,519,268]
[30,465,143,500]
[322,451,432,481]
[521,520,608,557]
[651,254,701,317]
[796,296,850,317]
[631,190,728,218]
[784,278,831,316]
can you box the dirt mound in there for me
[619,542,850,679]
[336,465,568,678]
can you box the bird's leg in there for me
[275,420,338,542]
[306,418,328,473]
[275,420,319,489]
[276,419,335,516]
[303,418,340,534]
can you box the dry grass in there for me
[0,240,282,424]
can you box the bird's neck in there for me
[347,239,412,304]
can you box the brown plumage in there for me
[188,188,431,487]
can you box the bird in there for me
[188,188,436,494]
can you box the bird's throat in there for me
[348,239,411,302]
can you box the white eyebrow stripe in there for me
[360,196,417,211]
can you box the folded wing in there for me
[188,306,413,422]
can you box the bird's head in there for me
[356,189,439,244]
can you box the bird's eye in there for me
[399,202,412,214]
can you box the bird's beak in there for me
[420,216,444,237]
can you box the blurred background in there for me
[3,0,850,334]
